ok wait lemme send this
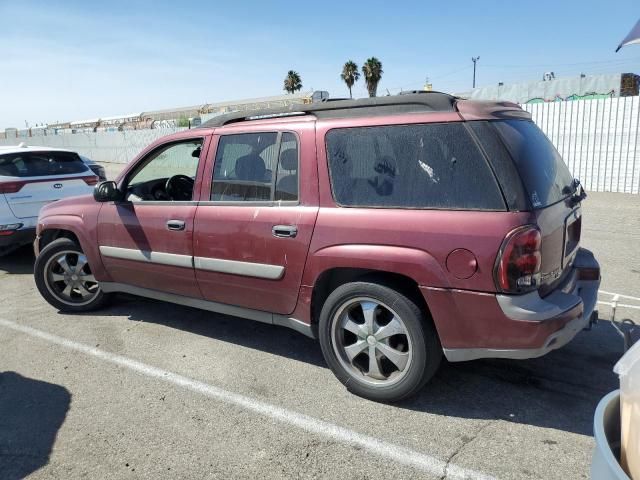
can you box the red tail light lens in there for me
[496,226,542,293]
[82,175,99,186]
[0,181,25,194]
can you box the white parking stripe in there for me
[599,290,640,302]
[0,317,494,480]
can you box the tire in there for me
[34,237,110,312]
[318,281,441,402]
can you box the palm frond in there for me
[362,57,383,97]
[340,60,360,98]
[283,70,303,94]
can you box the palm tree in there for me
[340,60,360,99]
[362,57,383,98]
[283,70,303,94]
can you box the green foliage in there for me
[362,57,383,98]
[340,60,360,99]
[284,70,303,94]
[177,116,190,127]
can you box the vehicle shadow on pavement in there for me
[108,294,327,367]
[94,294,621,437]
[0,371,71,480]
[0,246,34,275]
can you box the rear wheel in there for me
[318,281,441,402]
[35,238,110,312]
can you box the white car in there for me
[0,144,98,255]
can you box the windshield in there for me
[493,120,574,209]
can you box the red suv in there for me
[33,93,600,402]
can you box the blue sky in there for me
[0,0,639,129]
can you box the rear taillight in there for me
[0,181,25,194]
[495,225,542,293]
[82,175,99,186]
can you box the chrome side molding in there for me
[99,246,192,268]
[98,245,286,280]
[194,256,284,280]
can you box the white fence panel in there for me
[523,96,640,194]
[0,128,186,164]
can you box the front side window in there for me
[211,132,299,202]
[0,151,88,177]
[325,123,505,210]
[126,139,202,201]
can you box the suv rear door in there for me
[0,150,96,218]
[479,119,581,293]
[193,124,319,315]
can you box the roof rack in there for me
[199,92,458,128]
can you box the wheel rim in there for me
[330,297,413,386]
[43,250,100,306]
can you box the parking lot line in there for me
[0,317,494,480]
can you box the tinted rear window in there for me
[0,151,88,177]
[326,123,505,210]
[493,120,574,208]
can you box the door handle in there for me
[166,220,186,231]
[272,225,298,238]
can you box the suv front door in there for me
[193,126,319,315]
[97,137,207,298]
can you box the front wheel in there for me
[318,281,442,402]
[34,238,110,312]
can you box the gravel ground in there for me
[0,186,638,480]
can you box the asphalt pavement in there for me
[0,188,638,480]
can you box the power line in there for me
[430,65,472,80]
[483,57,640,69]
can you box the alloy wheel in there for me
[44,250,100,306]
[330,297,413,386]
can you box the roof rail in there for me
[199,92,458,128]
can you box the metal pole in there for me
[472,57,480,88]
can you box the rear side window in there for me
[467,121,529,211]
[325,123,505,210]
[211,132,299,202]
[275,132,299,201]
[0,151,88,177]
[492,120,574,208]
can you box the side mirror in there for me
[93,181,122,202]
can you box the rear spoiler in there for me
[455,99,532,121]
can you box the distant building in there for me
[198,90,324,124]
[2,90,330,138]
[456,72,640,104]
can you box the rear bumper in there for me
[422,247,600,362]
[0,227,36,249]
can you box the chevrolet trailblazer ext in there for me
[33,93,600,402]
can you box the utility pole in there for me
[472,56,480,88]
